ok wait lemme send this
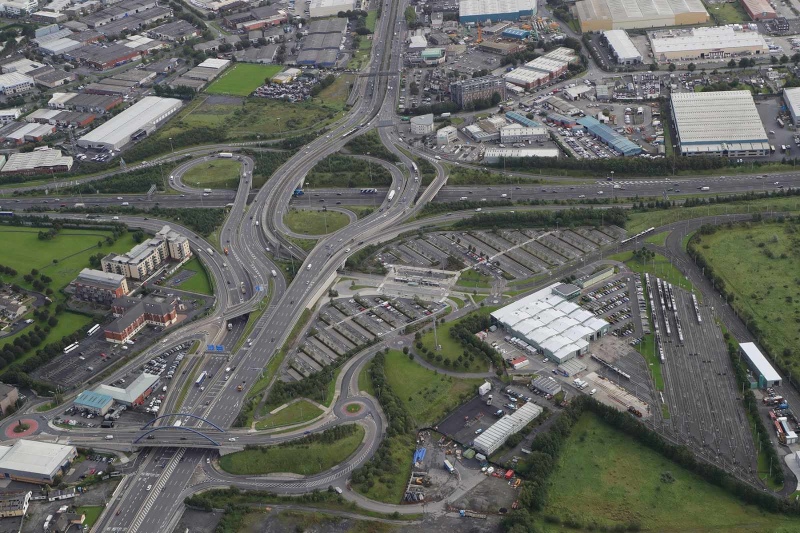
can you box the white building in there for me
[0,440,77,484]
[0,72,34,95]
[0,0,38,15]
[491,284,609,363]
[603,29,642,64]
[500,124,548,144]
[670,91,769,157]
[784,87,800,127]
[0,108,20,123]
[436,125,458,145]
[473,402,543,455]
[77,96,182,150]
[483,147,559,163]
[308,0,354,18]
[651,26,769,62]
[410,113,435,135]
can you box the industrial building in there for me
[503,47,576,89]
[505,111,542,128]
[410,114,435,135]
[670,91,770,157]
[651,26,769,61]
[499,124,548,143]
[94,372,160,406]
[73,390,114,415]
[483,147,559,162]
[530,375,562,396]
[0,72,34,95]
[101,225,191,280]
[783,87,800,127]
[575,0,708,31]
[0,148,73,174]
[77,96,182,151]
[575,265,615,288]
[472,402,543,455]
[603,30,642,64]
[450,75,506,109]
[491,284,609,364]
[576,116,642,156]
[458,0,536,24]
[69,268,130,305]
[740,342,781,388]
[0,490,30,518]
[105,295,178,344]
[437,125,458,145]
[308,0,354,18]
[741,0,776,20]
[0,440,77,484]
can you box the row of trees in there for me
[452,207,629,231]
[307,154,392,188]
[345,131,400,163]
[495,153,729,177]
[448,313,502,369]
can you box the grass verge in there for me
[610,250,693,292]
[181,159,241,189]
[284,209,350,235]
[255,399,323,430]
[168,256,212,295]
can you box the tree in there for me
[687,62,696,72]
[780,54,789,64]
[668,63,676,72]
[771,55,779,65]
[739,57,749,69]
[728,59,737,68]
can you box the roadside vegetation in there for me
[243,150,293,189]
[417,306,501,373]
[168,257,212,295]
[205,64,283,96]
[182,159,241,189]
[284,209,350,235]
[306,154,392,188]
[255,399,323,430]
[344,131,399,163]
[610,248,694,292]
[219,425,364,475]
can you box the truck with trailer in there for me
[444,460,455,474]
[387,189,396,202]
[218,152,233,158]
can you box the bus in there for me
[343,128,358,138]
[0,211,14,217]
[87,324,100,337]
[64,343,79,354]
[195,371,208,388]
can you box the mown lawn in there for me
[456,268,493,288]
[256,399,323,430]
[171,257,212,295]
[205,64,283,96]
[540,413,800,532]
[76,506,104,528]
[182,159,241,189]
[383,350,483,426]
[284,209,350,235]
[419,307,497,373]
[610,250,693,292]
[694,221,800,374]
[219,424,364,475]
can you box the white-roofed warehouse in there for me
[602,30,642,64]
[77,96,182,150]
[0,440,77,484]
[739,342,781,388]
[491,284,609,363]
[670,91,769,158]
[473,402,543,455]
[784,87,800,127]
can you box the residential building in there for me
[104,296,177,344]
[101,225,191,280]
[450,75,506,108]
[69,268,130,305]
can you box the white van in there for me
[589,388,597,395]
[112,216,119,220]
[121,202,129,206]
[104,435,114,440]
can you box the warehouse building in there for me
[505,111,542,128]
[651,26,769,61]
[603,30,642,64]
[0,440,77,485]
[73,390,114,415]
[309,0,354,18]
[784,87,800,127]
[69,268,130,305]
[459,0,536,24]
[491,284,609,364]
[740,342,781,388]
[0,148,73,174]
[577,116,642,156]
[77,96,182,151]
[94,373,160,406]
[575,0,708,31]
[450,75,506,108]
[473,402,543,455]
[531,375,562,396]
[670,91,769,157]
[0,72,34,95]
[741,0,776,20]
[500,124,548,143]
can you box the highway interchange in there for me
[3,0,800,529]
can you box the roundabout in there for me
[5,418,38,439]
[343,402,364,416]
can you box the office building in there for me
[436,125,458,145]
[410,113,435,135]
[450,75,506,108]
[0,72,34,95]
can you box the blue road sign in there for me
[207,344,215,351]
[215,345,224,352]
[256,285,262,292]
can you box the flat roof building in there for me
[500,124,548,143]
[0,148,72,174]
[450,75,506,109]
[308,0,354,18]
[531,375,562,396]
[437,125,458,145]
[410,113,435,135]
[101,225,191,280]
[73,390,114,415]
[784,87,800,127]
[69,268,130,305]
[94,373,160,406]
[0,440,77,484]
[740,342,781,388]
[484,147,559,162]
[0,490,30,518]
[741,0,776,20]
[473,402,543,455]
[577,116,642,156]
[77,96,182,150]
[651,26,769,61]
[459,0,536,24]
[0,72,34,95]
[575,0,708,31]
[603,30,642,64]
[670,91,769,157]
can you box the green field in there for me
[610,250,694,292]
[0,228,138,292]
[76,506,104,528]
[645,231,668,246]
[708,1,749,24]
[205,64,284,96]
[171,257,212,295]
[316,73,354,108]
[419,307,496,373]
[383,350,483,426]
[348,36,373,70]
[256,399,323,430]
[284,209,350,235]
[694,222,800,373]
[365,9,377,31]
[540,413,800,532]
[626,195,800,234]
[181,159,241,189]
[456,268,493,289]
[219,424,364,475]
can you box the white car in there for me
[146,485,152,491]
[228,437,237,442]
